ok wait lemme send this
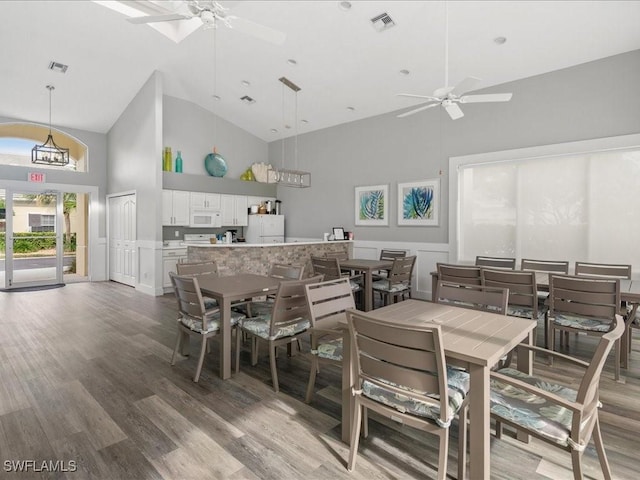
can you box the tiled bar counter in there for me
[186,240,352,276]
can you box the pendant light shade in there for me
[32,85,69,166]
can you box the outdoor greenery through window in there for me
[452,138,640,277]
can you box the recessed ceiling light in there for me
[287,59,298,66]
[285,124,292,129]
[270,128,278,133]
[301,119,308,124]
[339,1,352,11]
[212,94,221,101]
[241,80,251,87]
[494,36,507,45]
[399,69,410,76]
[347,106,355,112]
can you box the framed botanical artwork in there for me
[355,184,389,226]
[397,178,440,226]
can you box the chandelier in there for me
[271,76,311,188]
[32,85,69,166]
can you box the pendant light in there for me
[204,19,228,177]
[32,85,70,166]
[273,76,311,188]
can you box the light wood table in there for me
[198,273,280,379]
[341,299,536,480]
[339,259,393,311]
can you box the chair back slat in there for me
[475,256,516,270]
[325,251,349,261]
[436,281,508,314]
[347,310,449,420]
[437,263,482,286]
[521,259,569,274]
[305,278,355,330]
[176,261,218,277]
[379,249,407,262]
[574,262,631,279]
[269,263,305,280]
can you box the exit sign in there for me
[29,172,46,183]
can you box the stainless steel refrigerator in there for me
[245,214,285,243]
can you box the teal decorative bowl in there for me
[204,152,227,177]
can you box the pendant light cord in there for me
[213,22,218,149]
[444,0,449,89]
[281,81,285,169]
[294,89,298,170]
[47,85,54,135]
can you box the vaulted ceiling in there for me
[1,1,640,141]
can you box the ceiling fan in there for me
[126,1,286,45]
[396,3,512,120]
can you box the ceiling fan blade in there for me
[450,76,481,96]
[126,13,192,24]
[397,102,440,119]
[444,102,464,120]
[460,93,513,103]
[226,15,286,45]
[396,93,441,101]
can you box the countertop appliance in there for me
[245,214,284,244]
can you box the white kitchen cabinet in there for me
[190,192,221,210]
[162,190,190,226]
[162,247,187,291]
[221,194,248,226]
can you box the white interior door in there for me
[108,194,136,287]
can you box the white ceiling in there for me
[1,1,640,142]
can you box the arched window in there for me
[0,123,87,172]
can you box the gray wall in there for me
[162,95,269,179]
[270,50,640,242]
[0,116,108,237]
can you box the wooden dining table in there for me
[197,273,280,379]
[340,299,536,480]
[339,258,393,311]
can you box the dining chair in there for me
[436,263,482,287]
[235,275,323,393]
[346,309,469,480]
[489,314,624,480]
[169,272,245,382]
[547,274,622,380]
[574,261,631,279]
[371,255,416,307]
[176,260,219,308]
[303,277,355,403]
[372,248,407,278]
[475,255,516,270]
[311,255,363,303]
[268,262,305,280]
[520,258,570,304]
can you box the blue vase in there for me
[204,148,227,177]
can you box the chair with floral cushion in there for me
[489,315,624,480]
[371,255,416,307]
[235,275,323,393]
[176,261,219,309]
[169,272,245,383]
[303,277,356,403]
[346,309,469,480]
[547,274,622,380]
[312,255,363,307]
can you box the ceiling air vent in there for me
[240,95,256,105]
[48,61,68,73]
[370,12,395,32]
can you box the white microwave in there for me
[190,210,221,228]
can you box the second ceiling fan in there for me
[397,2,512,120]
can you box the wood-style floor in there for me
[1,281,639,480]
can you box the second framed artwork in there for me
[355,184,389,226]
[397,178,440,226]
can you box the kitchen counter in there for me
[187,240,352,276]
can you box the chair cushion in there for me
[490,367,584,447]
[311,338,343,361]
[240,314,310,341]
[203,297,218,310]
[361,367,470,427]
[507,304,548,320]
[233,300,273,317]
[180,311,244,334]
[552,314,612,333]
[372,280,409,293]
